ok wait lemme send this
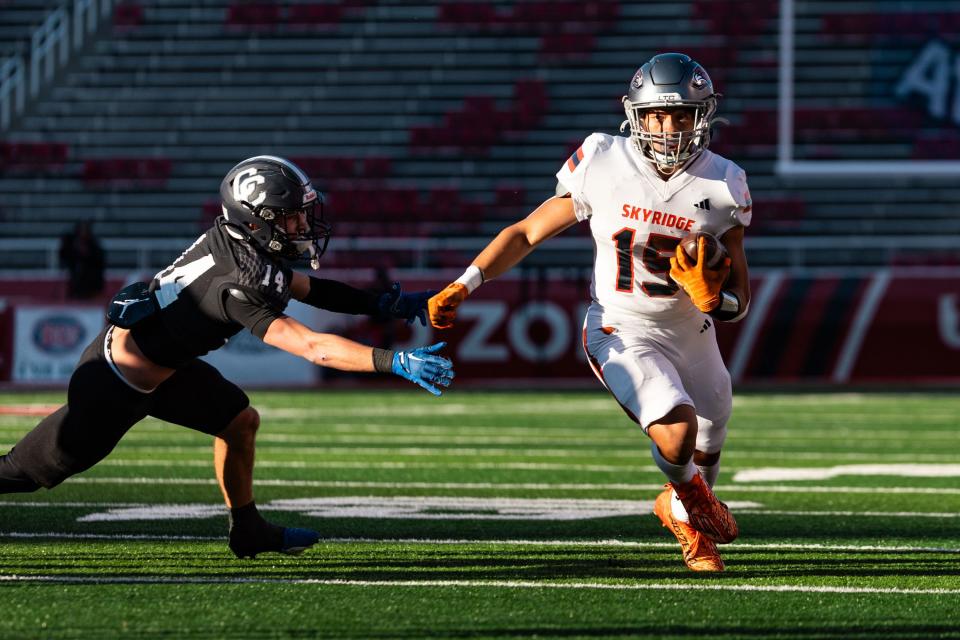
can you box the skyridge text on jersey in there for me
[621,204,696,231]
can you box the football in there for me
[679,231,728,269]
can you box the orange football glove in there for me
[669,237,731,313]
[428,283,469,329]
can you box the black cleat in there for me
[229,524,320,559]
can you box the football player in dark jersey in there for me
[0,155,455,559]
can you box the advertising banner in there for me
[2,269,958,386]
[12,306,104,383]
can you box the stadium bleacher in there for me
[0,0,958,272]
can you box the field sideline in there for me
[1,390,958,639]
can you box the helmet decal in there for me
[691,66,709,90]
[632,68,643,88]
[233,168,266,207]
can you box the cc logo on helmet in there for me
[691,67,710,89]
[233,168,266,206]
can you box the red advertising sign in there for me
[0,270,957,386]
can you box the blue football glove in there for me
[392,342,454,396]
[378,282,436,326]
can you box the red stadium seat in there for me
[225,2,281,30]
[113,2,144,30]
[362,156,392,178]
[539,34,595,62]
[407,79,546,154]
[0,141,70,174]
[81,157,171,189]
[287,3,343,28]
[692,0,774,40]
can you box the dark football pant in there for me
[0,326,249,492]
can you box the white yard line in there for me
[107,429,960,443]
[259,402,618,418]
[4,447,956,464]
[737,509,960,519]
[63,446,657,459]
[728,451,960,462]
[0,531,219,540]
[8,444,953,460]
[1,532,957,554]
[54,477,960,494]
[0,574,955,594]
[0,501,150,508]
[734,464,960,482]
[92,459,666,473]
[87,457,960,472]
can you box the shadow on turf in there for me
[204,546,959,583]
[7,540,955,584]
[187,515,959,544]
[355,625,960,639]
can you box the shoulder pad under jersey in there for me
[725,162,752,227]
[555,132,615,219]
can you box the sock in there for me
[650,442,696,485]
[697,461,720,488]
[670,489,690,523]
[228,501,267,531]
[228,501,284,556]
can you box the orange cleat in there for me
[653,485,724,572]
[672,472,739,544]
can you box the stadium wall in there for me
[0,268,957,388]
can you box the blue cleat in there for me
[280,527,321,556]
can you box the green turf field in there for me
[1,391,958,639]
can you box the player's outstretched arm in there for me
[262,315,454,394]
[290,273,435,326]
[429,195,578,329]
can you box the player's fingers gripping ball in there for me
[428,283,469,329]
[669,233,731,313]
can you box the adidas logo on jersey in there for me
[694,199,711,210]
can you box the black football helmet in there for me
[621,52,720,174]
[220,155,331,268]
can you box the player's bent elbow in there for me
[727,299,750,323]
[516,221,552,249]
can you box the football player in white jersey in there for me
[428,53,752,571]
